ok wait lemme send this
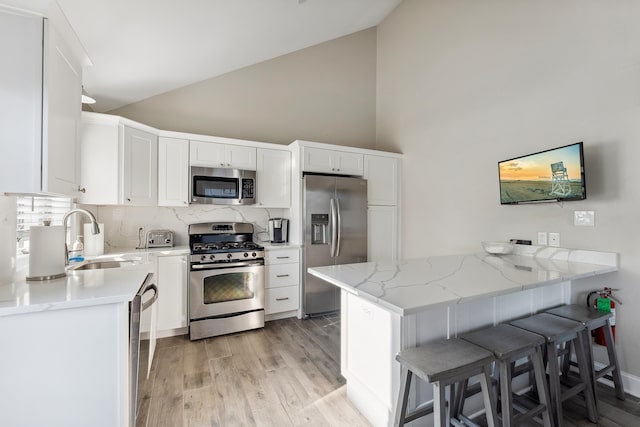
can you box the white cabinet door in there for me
[121,126,158,206]
[42,19,82,196]
[157,255,188,332]
[302,146,363,176]
[190,140,257,169]
[368,205,398,262]
[256,148,291,208]
[158,137,189,207]
[0,10,42,194]
[78,118,119,204]
[364,155,399,206]
[227,145,257,170]
[303,147,334,173]
[190,140,226,167]
[0,10,82,197]
[334,151,364,176]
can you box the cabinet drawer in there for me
[266,249,299,265]
[265,286,299,315]
[266,263,299,288]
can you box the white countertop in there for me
[307,246,618,316]
[0,247,190,318]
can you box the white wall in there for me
[109,28,377,149]
[376,0,640,377]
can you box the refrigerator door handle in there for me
[335,197,342,257]
[329,198,337,257]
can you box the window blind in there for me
[16,196,71,253]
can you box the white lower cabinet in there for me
[265,248,300,316]
[156,255,188,334]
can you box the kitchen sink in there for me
[68,259,139,271]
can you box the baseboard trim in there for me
[594,361,640,398]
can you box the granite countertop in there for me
[307,246,619,316]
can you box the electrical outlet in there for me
[574,211,595,227]
[537,232,548,246]
[549,232,560,247]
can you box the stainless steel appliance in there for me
[188,222,265,340]
[129,273,158,427]
[145,229,174,248]
[190,166,256,205]
[268,217,289,243]
[303,175,367,317]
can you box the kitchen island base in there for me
[310,247,619,427]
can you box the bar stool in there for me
[461,324,552,427]
[394,338,498,427]
[510,313,598,426]
[546,304,625,406]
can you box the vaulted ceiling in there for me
[55,0,402,112]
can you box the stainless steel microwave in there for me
[190,166,256,205]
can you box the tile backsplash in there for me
[86,204,286,249]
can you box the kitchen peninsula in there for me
[308,245,618,427]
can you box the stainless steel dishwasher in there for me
[129,273,158,427]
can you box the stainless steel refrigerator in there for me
[303,174,367,317]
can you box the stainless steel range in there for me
[188,222,265,340]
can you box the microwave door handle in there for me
[335,197,342,257]
[329,198,337,257]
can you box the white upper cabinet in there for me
[121,126,158,205]
[79,113,158,206]
[158,137,189,207]
[190,140,256,170]
[302,146,364,176]
[364,155,399,206]
[368,205,398,262]
[256,148,291,208]
[0,7,85,196]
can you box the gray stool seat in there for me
[461,324,552,427]
[546,304,625,402]
[510,313,598,425]
[395,338,498,427]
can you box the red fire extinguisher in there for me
[586,287,621,346]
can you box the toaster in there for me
[146,229,174,248]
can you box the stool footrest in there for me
[403,403,434,424]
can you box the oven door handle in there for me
[190,260,264,270]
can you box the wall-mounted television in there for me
[498,142,586,204]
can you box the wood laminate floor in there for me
[138,315,640,427]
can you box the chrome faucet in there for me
[63,208,100,265]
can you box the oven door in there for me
[190,166,256,205]
[189,261,264,320]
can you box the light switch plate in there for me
[537,231,548,245]
[549,232,560,247]
[574,211,595,226]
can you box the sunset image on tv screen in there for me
[499,143,584,204]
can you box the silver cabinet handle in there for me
[276,256,290,259]
[275,297,289,301]
[276,274,290,278]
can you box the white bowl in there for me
[481,241,515,255]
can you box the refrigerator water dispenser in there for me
[311,214,329,245]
